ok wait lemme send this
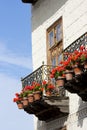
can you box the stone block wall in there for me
[32,0,87,129]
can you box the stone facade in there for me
[31,0,87,130]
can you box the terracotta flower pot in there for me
[84,62,87,69]
[73,66,82,75]
[65,69,73,80]
[17,102,23,109]
[56,76,65,87]
[22,97,28,106]
[28,94,34,103]
[46,90,51,96]
[33,91,41,101]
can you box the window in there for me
[56,23,62,42]
[47,17,63,66]
[48,30,54,47]
[58,54,63,65]
[52,57,56,66]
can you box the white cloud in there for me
[0,73,21,91]
[0,42,32,69]
[0,54,32,69]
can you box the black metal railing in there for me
[21,65,66,97]
[21,65,53,87]
[64,32,87,59]
[21,32,87,99]
[21,65,69,120]
[63,32,87,101]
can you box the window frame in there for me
[46,17,63,66]
[47,17,63,50]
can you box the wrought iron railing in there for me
[63,32,87,101]
[21,65,54,87]
[21,65,66,97]
[21,32,87,97]
[64,32,87,59]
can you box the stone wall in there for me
[32,0,87,130]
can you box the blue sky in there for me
[0,1,34,130]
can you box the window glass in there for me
[48,30,54,47]
[58,54,62,65]
[56,23,62,42]
[52,57,56,66]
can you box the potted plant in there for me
[50,66,65,87]
[42,80,55,96]
[13,93,23,109]
[20,89,29,107]
[23,85,34,103]
[50,45,87,96]
[32,82,42,101]
[79,46,87,69]
[63,46,87,75]
[62,45,87,94]
[60,59,73,80]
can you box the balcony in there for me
[63,32,87,101]
[24,96,69,121]
[21,0,38,4]
[21,65,69,121]
[20,32,87,121]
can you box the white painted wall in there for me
[63,0,87,49]
[32,0,68,70]
[31,0,87,129]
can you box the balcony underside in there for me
[24,96,69,121]
[64,71,87,101]
[21,0,38,4]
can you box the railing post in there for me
[42,65,46,96]
[21,77,24,88]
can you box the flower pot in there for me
[56,77,65,87]
[33,91,41,101]
[16,102,23,109]
[84,62,87,70]
[65,69,73,80]
[73,66,82,75]
[46,90,51,96]
[28,94,34,103]
[22,97,28,106]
